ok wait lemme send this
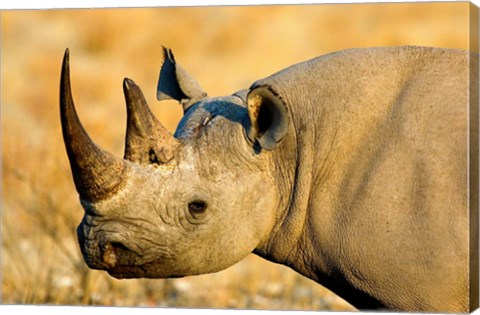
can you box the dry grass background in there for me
[1,2,470,310]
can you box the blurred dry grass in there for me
[1,2,470,310]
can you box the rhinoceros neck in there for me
[255,47,451,264]
[254,47,470,311]
[251,63,328,268]
[253,113,315,263]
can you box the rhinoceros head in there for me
[60,48,291,279]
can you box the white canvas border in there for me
[1,1,478,315]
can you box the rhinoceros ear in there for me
[246,85,289,150]
[157,47,207,113]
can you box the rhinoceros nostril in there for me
[101,242,118,268]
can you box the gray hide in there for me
[60,46,473,312]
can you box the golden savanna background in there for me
[1,2,472,310]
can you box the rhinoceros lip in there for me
[106,263,184,279]
[106,265,146,279]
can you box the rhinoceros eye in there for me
[148,148,160,164]
[188,200,208,215]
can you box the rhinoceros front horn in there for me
[123,78,179,164]
[60,49,126,202]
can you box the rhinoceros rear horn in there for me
[123,78,179,164]
[60,49,127,202]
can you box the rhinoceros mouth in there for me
[92,241,180,279]
[106,263,185,279]
[106,265,150,279]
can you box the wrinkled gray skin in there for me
[60,46,472,312]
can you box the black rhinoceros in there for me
[60,46,475,312]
